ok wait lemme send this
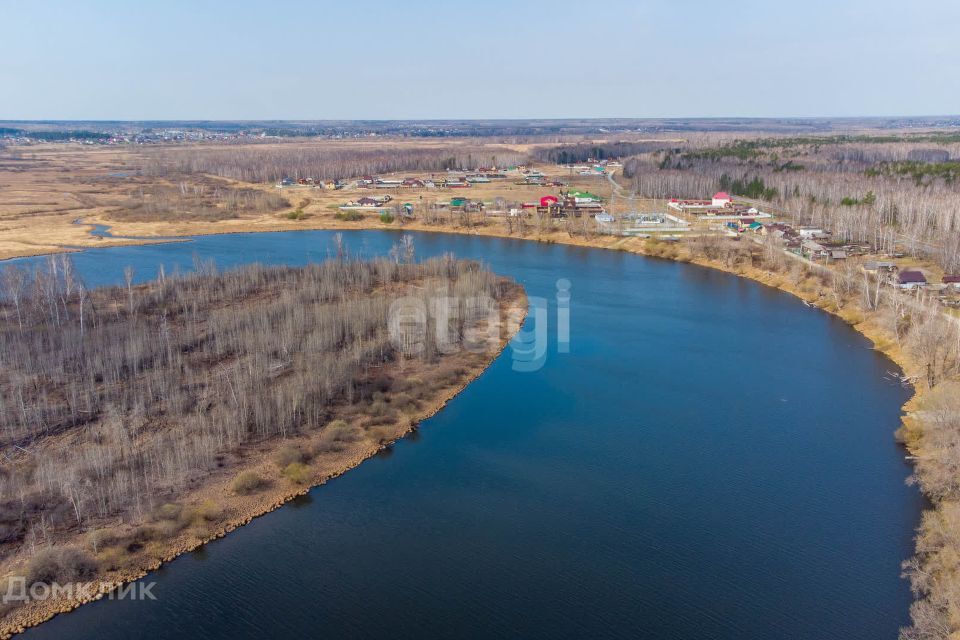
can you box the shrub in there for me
[314,440,347,455]
[379,211,395,224]
[282,462,311,485]
[154,503,182,521]
[367,426,395,445]
[97,547,126,572]
[232,471,267,495]
[391,392,416,412]
[275,444,309,468]
[335,210,363,222]
[196,500,223,523]
[122,525,157,553]
[87,528,120,553]
[326,420,359,443]
[27,547,98,586]
[286,208,306,220]
[156,518,189,538]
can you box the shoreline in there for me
[14,213,926,427]
[0,279,528,638]
[1,218,924,638]
[75,213,925,382]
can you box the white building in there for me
[711,191,732,207]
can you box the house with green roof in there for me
[567,190,602,204]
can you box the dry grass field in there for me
[0,139,633,259]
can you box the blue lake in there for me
[15,230,920,639]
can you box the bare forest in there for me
[142,144,526,184]
[113,177,290,222]
[620,135,960,271]
[0,245,519,600]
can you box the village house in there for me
[863,260,897,272]
[447,197,483,212]
[516,175,546,185]
[799,228,830,240]
[802,240,829,259]
[349,195,391,208]
[830,250,848,261]
[567,190,602,205]
[711,191,732,207]
[897,270,928,289]
[444,177,470,188]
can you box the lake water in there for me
[15,230,920,639]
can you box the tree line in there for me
[621,136,960,271]
[141,144,527,183]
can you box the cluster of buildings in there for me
[559,159,622,176]
[761,220,960,302]
[356,171,511,190]
[514,168,565,187]
[669,192,773,220]
[862,262,960,293]
[511,191,604,218]
[760,222,856,261]
[279,177,344,189]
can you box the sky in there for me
[2,0,959,120]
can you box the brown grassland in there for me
[2,135,960,638]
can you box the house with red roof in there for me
[711,192,732,207]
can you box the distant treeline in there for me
[143,145,527,183]
[865,160,960,185]
[679,133,960,161]
[0,128,111,141]
[532,142,668,165]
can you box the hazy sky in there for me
[2,0,958,120]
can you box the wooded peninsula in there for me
[0,243,525,634]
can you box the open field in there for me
[3,129,960,638]
[0,140,632,259]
